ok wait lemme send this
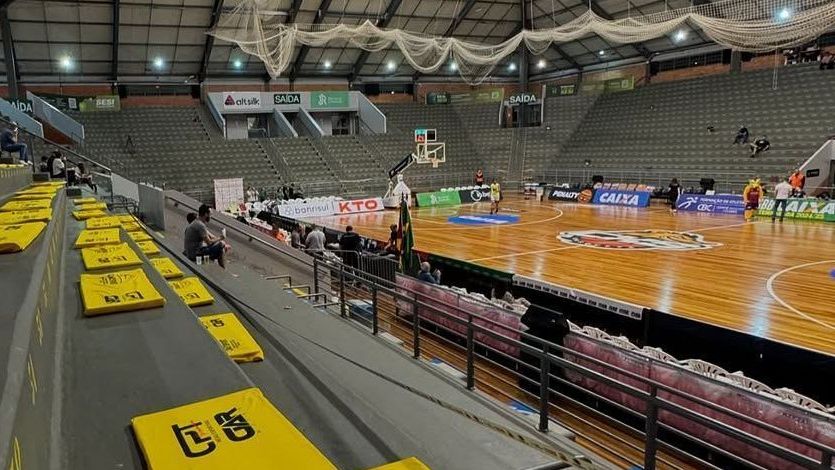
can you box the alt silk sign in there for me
[222,92,261,110]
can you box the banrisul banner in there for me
[757,198,835,221]
[458,187,491,203]
[272,92,301,105]
[310,91,349,109]
[593,189,651,207]
[676,193,745,215]
[416,191,461,207]
[79,95,120,112]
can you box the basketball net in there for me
[211,0,835,84]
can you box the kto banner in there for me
[676,193,745,215]
[592,189,651,207]
[222,92,261,110]
[416,191,462,207]
[334,197,384,214]
[458,187,491,203]
[757,198,835,221]
[310,91,349,109]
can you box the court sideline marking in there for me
[466,219,760,262]
[766,260,835,331]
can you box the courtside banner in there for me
[416,191,461,207]
[757,198,835,221]
[592,189,651,207]
[277,200,335,218]
[676,193,745,215]
[548,188,581,201]
[334,197,384,214]
[458,187,491,203]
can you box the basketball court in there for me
[305,195,835,357]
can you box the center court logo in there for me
[558,229,721,251]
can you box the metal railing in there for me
[166,189,835,470]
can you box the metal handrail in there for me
[0,113,113,173]
[165,189,834,469]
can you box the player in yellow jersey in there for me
[490,179,501,214]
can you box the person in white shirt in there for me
[773,178,793,222]
[305,226,326,253]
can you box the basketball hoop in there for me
[415,142,446,168]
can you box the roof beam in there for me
[348,0,402,81]
[588,0,652,58]
[289,0,332,81]
[198,0,224,81]
[111,0,119,81]
[285,0,302,24]
[0,7,20,98]
[443,0,477,36]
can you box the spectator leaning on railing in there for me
[1,122,31,165]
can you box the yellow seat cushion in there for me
[79,268,165,316]
[136,240,160,255]
[81,243,143,270]
[131,388,336,470]
[0,209,52,225]
[149,257,184,279]
[74,228,121,249]
[86,216,122,230]
[0,222,47,253]
[0,199,51,212]
[200,313,264,363]
[73,209,108,220]
[168,276,214,307]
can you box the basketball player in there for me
[743,178,763,221]
[489,178,501,214]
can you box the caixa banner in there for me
[592,189,651,207]
[676,194,745,215]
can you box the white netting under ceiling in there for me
[210,0,835,83]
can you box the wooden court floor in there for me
[306,195,835,357]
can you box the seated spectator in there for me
[819,51,834,70]
[51,153,67,179]
[125,134,136,155]
[417,261,441,285]
[1,122,30,164]
[38,156,49,173]
[385,223,398,250]
[733,126,749,145]
[305,225,325,253]
[290,225,303,249]
[245,185,259,203]
[706,125,715,134]
[339,225,362,268]
[288,183,296,200]
[749,136,770,158]
[184,204,228,268]
[76,163,98,193]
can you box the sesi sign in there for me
[335,197,384,214]
[507,93,537,106]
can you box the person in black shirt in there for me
[733,126,749,145]
[750,136,770,158]
[667,178,682,213]
[339,225,362,268]
[387,224,398,250]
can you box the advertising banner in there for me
[38,93,80,111]
[272,92,301,105]
[546,84,577,97]
[309,91,349,109]
[592,189,651,207]
[416,191,461,207]
[458,187,491,203]
[222,92,261,110]
[676,193,745,215]
[757,198,835,221]
[448,88,504,105]
[547,187,580,201]
[334,197,384,214]
[79,95,120,112]
[425,92,450,105]
[604,76,635,93]
[277,200,335,219]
